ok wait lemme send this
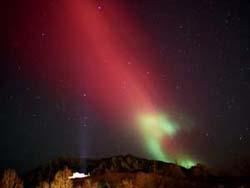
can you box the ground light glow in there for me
[68,172,90,179]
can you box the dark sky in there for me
[1,0,249,172]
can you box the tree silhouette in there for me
[0,169,23,188]
[50,167,73,188]
[37,181,50,188]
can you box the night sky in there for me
[1,0,249,172]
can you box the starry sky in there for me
[1,0,249,172]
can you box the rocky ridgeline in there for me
[23,155,249,188]
[90,155,216,180]
[73,155,249,188]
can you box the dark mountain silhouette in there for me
[22,155,250,188]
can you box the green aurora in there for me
[138,113,197,169]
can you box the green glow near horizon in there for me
[137,112,197,169]
[147,138,169,162]
[178,159,197,169]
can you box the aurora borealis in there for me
[65,0,198,168]
[138,113,197,168]
[1,0,249,172]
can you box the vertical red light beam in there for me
[66,0,158,117]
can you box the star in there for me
[41,32,47,38]
[97,5,103,11]
[179,25,184,29]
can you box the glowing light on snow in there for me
[68,172,90,179]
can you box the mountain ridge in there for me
[21,154,250,188]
